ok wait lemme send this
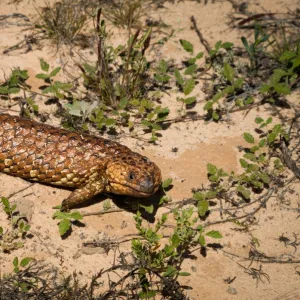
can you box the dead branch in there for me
[190,15,212,53]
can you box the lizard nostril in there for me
[140,176,154,193]
[129,171,135,180]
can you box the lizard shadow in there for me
[71,188,166,223]
[110,187,166,223]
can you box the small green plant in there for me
[174,39,204,108]
[0,197,31,252]
[12,256,34,273]
[35,0,88,46]
[11,256,35,292]
[0,68,29,96]
[241,24,272,71]
[36,58,73,99]
[102,0,146,31]
[131,207,222,298]
[53,210,83,236]
[259,47,300,102]
[204,62,251,120]
[202,118,287,205]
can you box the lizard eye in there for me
[129,172,135,180]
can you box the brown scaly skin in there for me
[0,113,162,211]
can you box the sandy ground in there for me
[0,0,300,299]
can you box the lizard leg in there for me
[61,177,105,211]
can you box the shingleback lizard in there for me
[0,113,162,211]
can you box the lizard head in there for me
[105,153,162,197]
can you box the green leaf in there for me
[183,96,196,104]
[179,272,191,276]
[248,164,259,171]
[184,64,197,75]
[49,67,61,77]
[13,257,18,268]
[236,185,251,199]
[193,192,204,201]
[157,107,170,120]
[259,172,270,184]
[140,205,154,214]
[163,265,177,277]
[105,118,117,127]
[40,59,50,72]
[209,49,217,57]
[159,195,170,205]
[260,84,270,93]
[69,211,83,220]
[199,235,206,246]
[205,191,217,199]
[274,83,291,95]
[198,200,209,217]
[218,168,228,177]
[58,219,71,236]
[41,86,53,95]
[241,37,251,54]
[206,230,222,239]
[245,96,254,105]
[270,69,287,85]
[195,52,204,59]
[221,42,234,50]
[36,73,50,80]
[141,120,152,128]
[183,78,195,95]
[203,101,213,111]
[279,51,296,61]
[267,132,277,143]
[250,146,259,153]
[272,124,282,135]
[2,197,10,213]
[53,211,70,220]
[118,98,128,109]
[235,98,244,107]
[243,132,255,144]
[8,87,20,94]
[259,139,266,148]
[215,40,222,50]
[20,257,33,267]
[223,63,234,83]
[292,57,300,70]
[212,111,219,120]
[174,69,184,86]
[207,163,217,175]
[188,57,196,64]
[171,233,180,248]
[26,97,39,112]
[158,59,169,73]
[209,174,219,182]
[240,159,248,168]
[243,153,256,161]
[266,117,273,125]
[179,39,193,53]
[0,86,9,94]
[255,117,264,124]
[155,74,170,83]
[162,178,173,189]
[24,224,30,231]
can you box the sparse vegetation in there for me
[0,197,31,253]
[0,0,299,299]
[34,0,89,46]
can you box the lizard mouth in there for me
[108,182,156,197]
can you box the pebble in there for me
[227,286,237,295]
